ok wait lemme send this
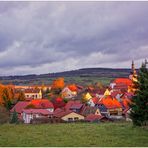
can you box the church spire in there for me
[132,60,137,75]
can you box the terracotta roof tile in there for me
[10,101,29,113]
[29,99,54,109]
[85,114,104,121]
[23,109,52,115]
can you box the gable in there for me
[62,112,84,119]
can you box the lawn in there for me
[0,122,148,147]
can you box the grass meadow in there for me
[0,122,147,147]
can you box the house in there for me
[24,88,42,99]
[53,110,84,122]
[87,97,99,107]
[96,103,109,117]
[112,78,133,86]
[110,78,133,92]
[123,108,132,122]
[70,104,83,113]
[98,96,123,117]
[27,99,54,112]
[104,88,111,96]
[10,101,30,119]
[22,109,53,124]
[96,88,106,98]
[64,100,82,111]
[61,85,77,99]
[83,92,92,102]
[81,106,101,117]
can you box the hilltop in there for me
[0,68,136,86]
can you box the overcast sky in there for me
[0,1,148,76]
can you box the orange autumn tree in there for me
[51,77,65,95]
[0,83,15,110]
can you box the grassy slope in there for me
[0,122,148,147]
[1,76,113,86]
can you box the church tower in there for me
[129,60,137,82]
[132,60,137,76]
[128,61,138,93]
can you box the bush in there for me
[0,106,10,124]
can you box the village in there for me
[0,61,136,124]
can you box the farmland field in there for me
[0,122,147,147]
[1,76,113,86]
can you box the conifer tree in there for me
[10,109,18,124]
[130,61,148,126]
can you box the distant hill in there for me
[0,68,134,80]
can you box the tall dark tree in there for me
[130,61,148,126]
[10,109,18,124]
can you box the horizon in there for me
[0,1,148,76]
[0,66,137,77]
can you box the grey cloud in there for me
[0,2,148,75]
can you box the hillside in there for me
[0,68,136,86]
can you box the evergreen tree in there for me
[10,109,18,124]
[130,62,148,126]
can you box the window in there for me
[68,118,73,121]
[74,117,79,121]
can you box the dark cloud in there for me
[0,1,148,75]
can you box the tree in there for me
[51,77,65,90]
[10,109,18,124]
[130,62,148,126]
[2,88,12,110]
[17,91,25,101]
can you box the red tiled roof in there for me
[70,104,83,110]
[81,106,99,116]
[122,92,134,99]
[98,96,122,109]
[122,98,131,108]
[97,88,106,95]
[54,110,73,118]
[114,83,128,90]
[113,78,132,86]
[111,91,122,98]
[29,99,54,109]
[68,84,77,91]
[54,108,64,115]
[64,100,81,111]
[85,114,104,122]
[91,97,99,104]
[23,109,52,115]
[10,101,30,113]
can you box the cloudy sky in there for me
[0,1,148,76]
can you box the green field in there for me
[0,122,147,147]
[1,76,113,86]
